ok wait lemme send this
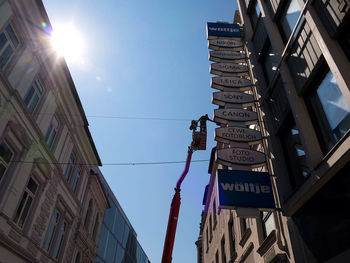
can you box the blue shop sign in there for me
[207,23,241,38]
[218,170,276,209]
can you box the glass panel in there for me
[115,243,125,263]
[265,213,276,237]
[52,116,59,128]
[72,174,79,192]
[52,220,66,259]
[6,24,19,48]
[43,210,60,251]
[105,233,117,263]
[45,125,53,143]
[0,142,13,163]
[281,0,301,39]
[122,222,130,247]
[0,163,6,179]
[316,71,350,141]
[34,79,43,93]
[14,192,28,223]
[48,130,56,147]
[18,196,32,228]
[24,87,35,106]
[65,164,73,181]
[0,45,13,68]
[28,94,39,113]
[96,223,108,258]
[0,32,7,50]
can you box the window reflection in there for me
[279,0,302,41]
[316,71,350,141]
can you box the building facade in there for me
[95,173,150,263]
[0,1,150,263]
[198,0,350,262]
[236,0,350,262]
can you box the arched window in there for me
[84,199,93,229]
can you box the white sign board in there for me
[212,91,255,106]
[214,108,258,123]
[211,77,251,90]
[210,63,249,76]
[216,147,266,166]
[209,51,246,62]
[208,39,244,51]
[215,126,262,143]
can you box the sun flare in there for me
[50,24,85,62]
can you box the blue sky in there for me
[42,0,237,262]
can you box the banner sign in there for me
[209,51,246,62]
[212,91,255,106]
[208,39,243,50]
[217,170,275,209]
[207,23,241,38]
[216,147,266,166]
[210,63,249,76]
[215,126,262,143]
[214,108,258,122]
[211,76,251,90]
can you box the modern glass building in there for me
[95,174,150,263]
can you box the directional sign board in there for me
[217,169,275,209]
[207,23,241,39]
[210,63,249,76]
[212,91,255,106]
[208,39,244,51]
[209,51,246,63]
[211,76,251,90]
[214,108,258,123]
[216,147,266,166]
[215,126,262,143]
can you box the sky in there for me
[42,0,237,262]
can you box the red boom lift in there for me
[161,115,209,263]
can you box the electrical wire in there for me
[11,109,192,122]
[10,159,210,166]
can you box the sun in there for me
[50,24,85,62]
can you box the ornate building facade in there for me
[197,0,350,261]
[0,1,149,262]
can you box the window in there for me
[242,218,250,233]
[307,69,350,152]
[43,209,67,260]
[71,168,80,193]
[228,219,236,254]
[84,199,93,229]
[24,78,44,113]
[14,177,38,228]
[260,39,277,85]
[0,24,19,69]
[261,212,276,238]
[221,236,226,263]
[278,0,302,42]
[250,0,261,29]
[45,116,59,148]
[64,154,75,181]
[0,141,13,181]
[279,115,309,189]
[64,153,81,193]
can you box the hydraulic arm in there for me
[161,115,209,263]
